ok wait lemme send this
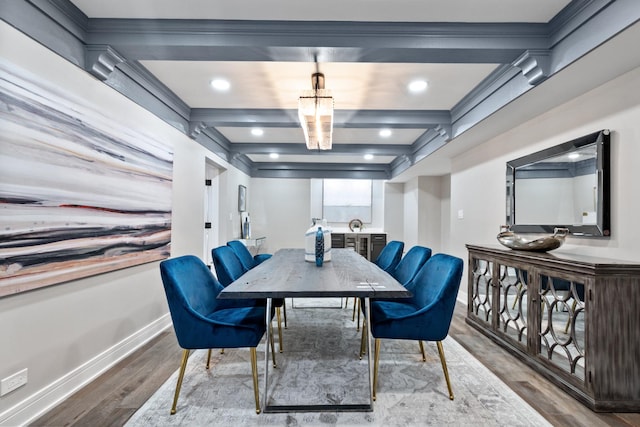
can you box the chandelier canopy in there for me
[298,72,334,150]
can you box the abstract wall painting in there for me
[0,60,173,297]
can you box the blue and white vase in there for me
[315,227,324,267]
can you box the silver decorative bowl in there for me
[497,226,569,252]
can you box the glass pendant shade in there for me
[298,73,334,150]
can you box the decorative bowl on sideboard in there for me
[497,226,569,252]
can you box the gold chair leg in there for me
[220,349,225,354]
[276,307,284,353]
[250,347,261,414]
[359,320,368,359]
[436,341,454,400]
[373,339,381,401]
[269,324,277,368]
[352,297,357,321]
[418,340,426,362]
[206,349,212,369]
[170,349,190,415]
[356,298,361,331]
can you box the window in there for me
[322,179,372,222]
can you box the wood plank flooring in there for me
[30,301,640,426]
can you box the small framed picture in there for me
[238,185,246,212]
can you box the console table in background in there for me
[331,232,386,261]
[235,236,266,255]
[466,244,640,412]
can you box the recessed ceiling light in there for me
[408,80,428,92]
[568,153,580,159]
[251,128,264,136]
[379,129,392,138]
[269,153,279,159]
[364,154,374,160]
[210,78,230,91]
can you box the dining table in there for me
[218,247,411,413]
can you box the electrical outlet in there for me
[1,368,28,396]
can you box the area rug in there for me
[125,299,551,426]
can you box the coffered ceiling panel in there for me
[217,128,427,145]
[141,61,498,111]
[70,0,570,22]
[60,0,638,180]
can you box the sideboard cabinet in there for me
[466,244,640,412]
[331,233,386,261]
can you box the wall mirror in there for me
[238,185,246,212]
[506,129,610,237]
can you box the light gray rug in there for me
[126,299,551,426]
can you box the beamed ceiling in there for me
[4,0,640,180]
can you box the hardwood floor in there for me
[31,301,640,426]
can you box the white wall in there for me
[248,178,311,253]
[572,174,597,223]
[516,174,596,224]
[439,175,452,253]
[220,168,250,244]
[516,178,576,224]
[0,22,240,424]
[249,178,404,253]
[403,176,445,252]
[403,178,420,249]
[383,182,405,243]
[449,65,640,269]
[420,176,444,252]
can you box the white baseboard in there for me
[457,290,468,306]
[0,314,172,427]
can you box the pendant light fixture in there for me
[298,72,334,150]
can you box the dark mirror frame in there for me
[506,129,610,237]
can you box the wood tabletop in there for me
[219,248,411,299]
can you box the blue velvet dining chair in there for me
[227,240,272,270]
[391,245,432,286]
[227,240,286,328]
[359,244,432,310]
[367,253,464,401]
[212,245,285,352]
[211,245,248,287]
[159,255,275,414]
[358,245,432,357]
[352,245,431,327]
[374,240,405,273]
[348,240,406,324]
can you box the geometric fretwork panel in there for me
[539,275,586,380]
[498,266,528,348]
[470,258,493,325]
